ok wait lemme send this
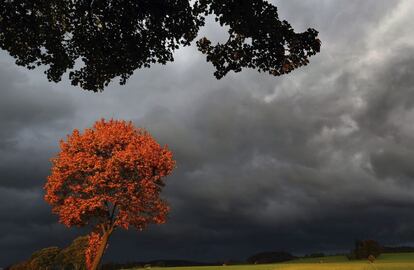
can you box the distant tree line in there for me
[303,253,325,258]
[382,246,414,253]
[244,239,414,265]
[347,239,414,261]
[246,251,297,264]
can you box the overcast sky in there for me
[1,0,414,266]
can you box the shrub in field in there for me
[28,246,61,270]
[7,247,61,270]
[7,261,30,270]
[7,237,88,270]
[55,236,89,270]
[368,254,376,263]
[350,240,382,260]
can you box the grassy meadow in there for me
[129,253,414,270]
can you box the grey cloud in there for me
[0,62,76,189]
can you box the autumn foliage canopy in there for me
[44,119,175,270]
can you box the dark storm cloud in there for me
[0,58,82,265]
[1,0,414,267]
[0,60,76,189]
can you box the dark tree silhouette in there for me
[0,0,321,91]
[352,240,382,260]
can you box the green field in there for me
[129,253,414,270]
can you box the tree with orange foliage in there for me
[44,119,176,270]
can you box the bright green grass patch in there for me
[128,253,414,270]
[378,253,414,262]
[274,262,414,270]
[129,263,414,270]
[287,255,348,263]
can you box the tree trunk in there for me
[89,230,113,270]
